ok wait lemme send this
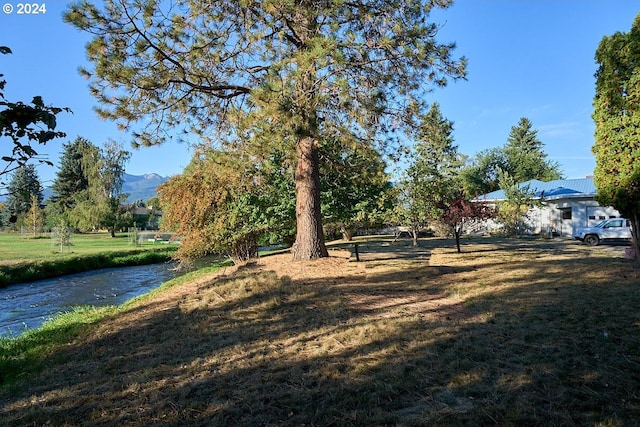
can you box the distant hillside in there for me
[41,173,169,205]
[121,173,169,203]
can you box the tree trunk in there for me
[630,213,640,262]
[291,136,328,261]
[455,228,462,253]
[411,228,418,247]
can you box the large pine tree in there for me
[64,0,466,260]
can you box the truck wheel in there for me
[584,234,600,246]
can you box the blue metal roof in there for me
[475,178,596,202]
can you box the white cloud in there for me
[538,121,587,138]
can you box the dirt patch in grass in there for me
[1,238,640,426]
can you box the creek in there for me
[0,262,182,337]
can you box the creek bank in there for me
[0,248,176,288]
[0,261,182,336]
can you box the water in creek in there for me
[0,262,182,337]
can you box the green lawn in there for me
[0,232,174,265]
[0,231,178,286]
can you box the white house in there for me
[474,177,623,237]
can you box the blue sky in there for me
[1,1,639,186]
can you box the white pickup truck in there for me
[573,218,632,246]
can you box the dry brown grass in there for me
[1,237,640,426]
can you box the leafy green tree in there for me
[65,0,466,260]
[459,148,507,197]
[320,138,392,241]
[390,180,429,247]
[24,193,46,237]
[145,197,160,210]
[593,13,640,259]
[398,103,464,246]
[69,140,131,236]
[4,164,43,227]
[460,148,507,197]
[95,140,132,236]
[496,168,538,237]
[1,46,70,183]
[461,118,562,196]
[255,151,297,246]
[143,196,162,229]
[158,149,269,263]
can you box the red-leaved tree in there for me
[440,195,496,253]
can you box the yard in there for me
[1,237,639,425]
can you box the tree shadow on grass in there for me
[1,240,639,425]
[329,238,434,262]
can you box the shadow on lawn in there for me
[1,240,640,426]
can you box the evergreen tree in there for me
[4,164,43,226]
[504,117,563,183]
[410,103,464,214]
[50,137,93,211]
[254,151,297,246]
[399,103,464,246]
[592,13,640,259]
[65,0,466,261]
[461,118,563,196]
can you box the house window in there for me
[560,207,572,220]
[589,215,596,220]
[599,215,606,220]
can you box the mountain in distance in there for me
[121,173,169,204]
[41,173,169,205]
